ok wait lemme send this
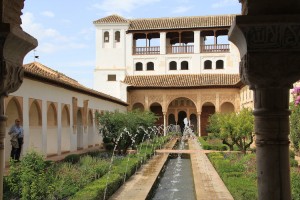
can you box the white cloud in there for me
[92,0,161,15]
[212,0,237,8]
[41,11,55,18]
[172,6,192,14]
[21,12,88,54]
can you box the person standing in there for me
[8,119,24,161]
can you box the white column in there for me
[194,30,200,53]
[197,112,201,137]
[160,32,166,54]
[110,30,114,48]
[57,103,62,155]
[42,100,47,155]
[22,97,29,154]
[163,112,167,136]
[128,33,133,55]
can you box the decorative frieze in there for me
[219,94,236,105]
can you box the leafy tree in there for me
[290,86,300,152]
[232,109,254,154]
[207,112,235,151]
[97,110,157,154]
[207,108,254,154]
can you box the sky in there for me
[22,0,241,88]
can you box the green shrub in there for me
[290,158,298,167]
[103,137,111,143]
[208,152,257,200]
[71,135,170,200]
[6,151,56,200]
[64,154,81,164]
[290,149,296,159]
[291,169,300,200]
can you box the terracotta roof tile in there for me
[128,15,236,30]
[123,74,240,88]
[93,14,129,24]
[94,14,236,30]
[23,62,127,106]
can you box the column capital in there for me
[229,15,300,88]
[0,0,37,114]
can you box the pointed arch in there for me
[47,102,58,156]
[29,100,42,126]
[88,109,94,147]
[61,105,70,127]
[5,96,23,163]
[47,103,57,126]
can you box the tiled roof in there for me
[128,15,235,30]
[123,74,241,88]
[94,14,236,30]
[93,14,129,24]
[23,62,127,106]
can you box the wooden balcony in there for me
[133,46,160,55]
[200,44,230,53]
[167,45,194,54]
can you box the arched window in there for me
[135,62,143,71]
[104,31,109,43]
[169,61,177,70]
[204,60,212,69]
[115,31,120,43]
[147,62,154,71]
[216,60,224,69]
[181,61,188,70]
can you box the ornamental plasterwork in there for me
[148,95,163,106]
[166,94,197,108]
[130,95,145,105]
[219,94,236,105]
[201,94,216,105]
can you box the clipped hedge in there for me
[71,135,171,200]
[198,137,227,151]
[207,152,257,200]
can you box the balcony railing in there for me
[132,44,230,55]
[201,44,230,53]
[167,45,194,54]
[133,46,160,55]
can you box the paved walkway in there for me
[109,138,233,200]
[189,139,234,200]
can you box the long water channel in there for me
[150,139,196,200]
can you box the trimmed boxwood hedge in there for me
[70,135,172,200]
[198,137,227,151]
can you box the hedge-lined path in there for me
[109,138,233,200]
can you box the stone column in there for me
[197,112,201,137]
[0,0,38,198]
[229,1,300,199]
[163,112,167,136]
